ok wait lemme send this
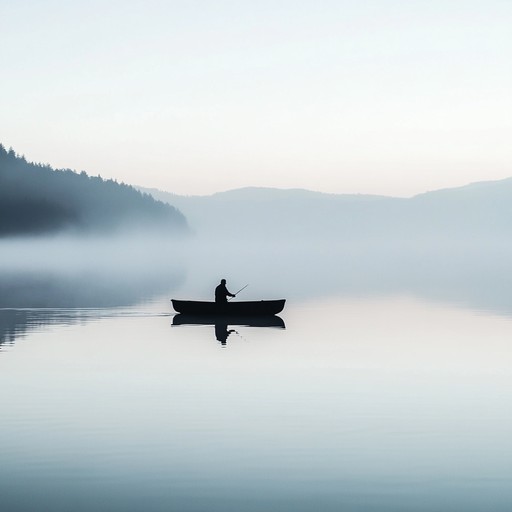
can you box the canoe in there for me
[172,314,285,328]
[171,299,285,316]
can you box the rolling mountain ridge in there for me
[142,178,512,240]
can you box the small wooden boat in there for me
[172,314,285,328]
[171,299,285,316]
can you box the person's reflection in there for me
[215,322,236,346]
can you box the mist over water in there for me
[1,231,512,512]
[178,236,512,317]
[0,234,185,347]
[2,232,512,346]
[0,235,185,307]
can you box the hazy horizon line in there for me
[3,141,510,201]
[139,175,512,200]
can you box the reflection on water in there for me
[2,237,512,511]
[0,308,83,348]
[0,265,182,347]
[1,294,512,511]
[0,306,171,349]
[173,314,286,345]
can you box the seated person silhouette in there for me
[215,279,235,303]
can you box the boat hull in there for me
[171,299,285,316]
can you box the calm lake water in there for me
[1,286,512,511]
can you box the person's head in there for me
[221,279,226,284]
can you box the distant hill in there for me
[141,179,512,240]
[142,186,398,239]
[0,145,188,236]
[409,178,512,237]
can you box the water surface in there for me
[1,291,511,511]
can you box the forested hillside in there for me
[0,145,187,236]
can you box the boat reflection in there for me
[172,314,285,346]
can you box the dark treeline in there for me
[0,144,188,236]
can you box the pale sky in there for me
[1,0,511,196]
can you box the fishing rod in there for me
[228,284,249,301]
